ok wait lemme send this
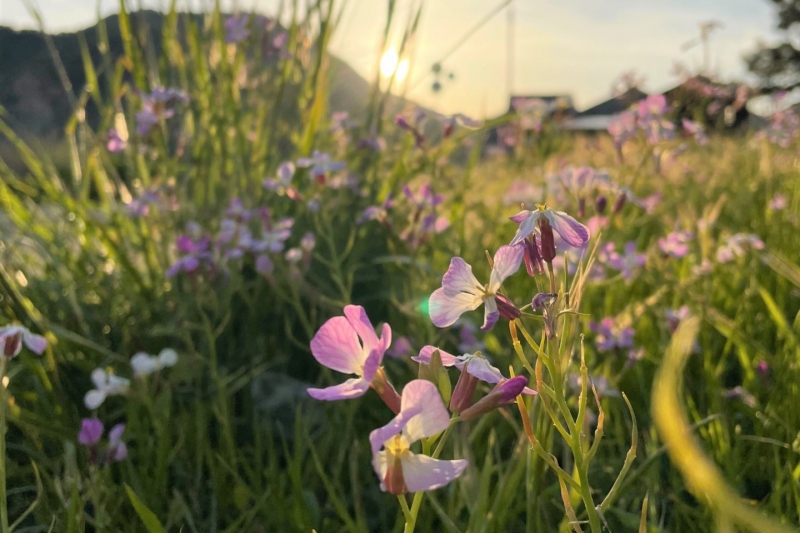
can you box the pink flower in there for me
[716,233,764,263]
[605,241,647,279]
[0,325,47,358]
[658,231,692,258]
[413,347,536,396]
[769,193,787,210]
[370,380,467,494]
[106,129,127,153]
[429,246,523,331]
[307,306,391,402]
[508,206,589,249]
[681,118,708,146]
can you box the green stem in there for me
[0,358,9,533]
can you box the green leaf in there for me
[125,484,166,533]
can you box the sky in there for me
[0,0,782,117]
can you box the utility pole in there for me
[506,0,515,99]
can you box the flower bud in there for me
[495,294,521,321]
[2,333,21,358]
[531,293,557,310]
[538,218,556,263]
[523,235,544,276]
[449,369,479,413]
[370,368,402,414]
[595,195,607,215]
[613,191,627,213]
[459,376,528,422]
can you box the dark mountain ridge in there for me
[0,10,381,138]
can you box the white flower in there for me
[130,348,179,378]
[84,368,131,409]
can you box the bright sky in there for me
[1,0,780,117]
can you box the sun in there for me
[379,47,409,83]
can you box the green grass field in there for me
[0,2,798,532]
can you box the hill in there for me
[0,10,390,138]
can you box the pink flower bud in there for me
[459,376,528,422]
[449,370,478,413]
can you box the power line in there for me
[407,0,513,93]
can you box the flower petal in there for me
[462,357,504,384]
[545,210,590,248]
[158,348,178,367]
[429,288,482,328]
[22,332,47,354]
[412,346,460,367]
[480,298,499,331]
[308,377,370,401]
[344,305,380,354]
[400,379,451,443]
[90,368,108,389]
[401,453,468,492]
[369,407,423,454]
[488,245,524,291]
[309,316,364,375]
[509,211,540,246]
[131,353,156,377]
[441,257,482,297]
[84,389,107,410]
[362,347,382,383]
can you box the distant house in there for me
[563,88,647,132]
[485,94,574,149]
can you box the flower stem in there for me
[0,358,10,533]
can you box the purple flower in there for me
[658,231,692,258]
[78,418,104,446]
[370,380,467,494]
[135,88,189,136]
[225,14,250,44]
[590,318,635,352]
[605,241,647,279]
[125,189,160,217]
[386,336,414,359]
[107,423,128,462]
[429,245,523,331]
[358,194,395,225]
[508,205,590,249]
[395,113,426,147]
[263,162,296,191]
[769,193,787,210]
[457,321,485,353]
[403,184,443,209]
[665,306,690,334]
[296,151,346,183]
[106,129,127,153]
[0,325,47,358]
[759,108,800,148]
[307,305,391,401]
[167,228,215,278]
